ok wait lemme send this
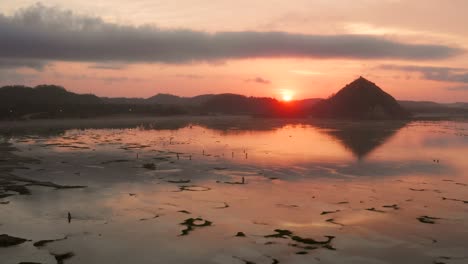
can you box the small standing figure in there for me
[68,212,72,223]
[242,177,245,184]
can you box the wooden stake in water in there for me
[68,212,72,223]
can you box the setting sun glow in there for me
[282,94,293,102]
[280,90,294,102]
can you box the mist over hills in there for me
[1,78,467,120]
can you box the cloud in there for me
[0,4,463,65]
[175,74,204,79]
[446,85,468,91]
[380,64,468,83]
[88,63,128,70]
[100,76,141,83]
[52,72,143,83]
[245,77,271,85]
[0,69,38,85]
[0,58,48,70]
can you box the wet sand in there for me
[1,116,467,264]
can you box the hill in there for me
[101,97,148,104]
[2,79,467,120]
[0,85,102,106]
[311,77,410,119]
[0,85,186,119]
[147,93,215,106]
[200,94,321,117]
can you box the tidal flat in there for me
[0,116,467,264]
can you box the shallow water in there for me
[0,117,467,264]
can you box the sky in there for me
[0,0,467,102]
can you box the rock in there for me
[52,252,75,264]
[417,216,441,224]
[0,234,29,247]
[142,163,156,170]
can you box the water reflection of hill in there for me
[0,116,407,159]
[187,118,408,159]
[312,121,408,159]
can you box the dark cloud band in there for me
[0,58,47,70]
[380,64,468,83]
[0,4,463,66]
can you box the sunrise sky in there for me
[1,0,467,102]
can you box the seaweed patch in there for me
[51,252,75,264]
[366,207,386,213]
[417,216,441,224]
[139,214,160,221]
[0,234,29,247]
[179,218,212,236]
[177,185,211,192]
[264,229,335,251]
[33,236,68,248]
[321,210,340,215]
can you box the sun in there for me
[282,94,293,102]
[279,89,294,102]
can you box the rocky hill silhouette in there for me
[311,77,410,119]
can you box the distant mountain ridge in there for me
[0,85,101,106]
[101,93,216,106]
[1,79,467,120]
[147,93,216,106]
[398,100,468,115]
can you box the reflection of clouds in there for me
[5,118,460,185]
[256,159,455,181]
[330,160,454,177]
[3,119,468,264]
[422,136,468,147]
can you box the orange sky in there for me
[1,1,467,102]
